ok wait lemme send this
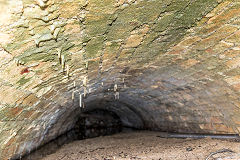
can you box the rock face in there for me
[1,0,240,159]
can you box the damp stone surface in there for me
[1,0,240,159]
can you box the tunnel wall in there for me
[1,0,240,159]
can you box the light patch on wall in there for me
[0,0,23,25]
[0,0,23,45]
[0,33,12,46]
[0,47,13,64]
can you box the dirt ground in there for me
[37,131,240,160]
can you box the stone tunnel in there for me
[1,0,240,159]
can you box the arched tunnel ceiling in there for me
[1,0,240,159]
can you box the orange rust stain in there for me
[20,67,29,74]
[10,107,22,116]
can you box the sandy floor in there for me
[38,131,240,160]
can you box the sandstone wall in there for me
[1,0,240,159]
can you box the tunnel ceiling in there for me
[1,0,240,159]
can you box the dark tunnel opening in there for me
[12,92,240,160]
[19,108,125,160]
[74,109,123,139]
[16,95,240,160]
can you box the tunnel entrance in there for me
[20,109,123,160]
[74,109,122,139]
[13,106,240,160]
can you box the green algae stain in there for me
[131,0,219,61]
[17,77,31,86]
[3,0,220,73]
[85,36,105,59]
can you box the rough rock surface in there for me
[1,0,240,159]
